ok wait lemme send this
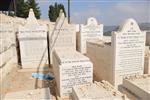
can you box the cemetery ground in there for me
[0,64,57,100]
[1,63,98,100]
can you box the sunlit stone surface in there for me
[18,9,48,68]
[77,17,103,54]
[49,10,76,64]
[53,48,93,98]
[4,88,51,100]
[72,81,129,100]
[122,74,150,100]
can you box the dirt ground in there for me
[1,64,99,100]
[1,65,57,100]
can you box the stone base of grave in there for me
[0,58,18,83]
[55,86,72,100]
[119,85,139,100]
[18,67,50,72]
[20,62,48,69]
[4,88,52,100]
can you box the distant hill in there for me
[104,22,150,36]
[104,26,117,36]
[139,23,150,30]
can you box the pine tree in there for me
[26,0,41,19]
[48,3,66,22]
[16,0,28,18]
[16,0,41,19]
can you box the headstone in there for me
[53,48,93,98]
[78,17,103,54]
[18,9,48,68]
[49,10,76,64]
[112,18,146,86]
[86,39,113,84]
[72,81,128,100]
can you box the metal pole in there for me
[13,0,16,16]
[68,0,70,23]
[11,0,16,16]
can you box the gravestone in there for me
[53,48,93,98]
[112,18,146,86]
[49,10,76,64]
[18,9,48,68]
[78,17,103,54]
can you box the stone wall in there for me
[0,14,17,81]
[144,51,150,74]
[146,31,150,46]
[86,40,113,84]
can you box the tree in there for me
[16,0,41,19]
[26,0,41,19]
[48,3,66,22]
[16,0,28,18]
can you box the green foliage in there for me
[16,0,28,18]
[16,0,41,19]
[26,0,41,19]
[48,3,66,22]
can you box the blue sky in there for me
[36,0,150,25]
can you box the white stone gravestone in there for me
[49,10,76,64]
[87,18,146,87]
[78,17,103,54]
[18,9,48,68]
[53,48,93,98]
[112,18,146,86]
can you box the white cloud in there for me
[71,9,101,24]
[114,2,149,22]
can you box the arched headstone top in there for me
[59,9,65,18]
[28,9,34,18]
[87,17,98,26]
[118,18,141,33]
[56,9,69,26]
